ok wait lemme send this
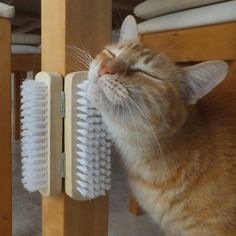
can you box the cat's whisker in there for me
[123,99,140,149]
[66,52,91,69]
[121,99,125,124]
[67,45,93,65]
[66,45,93,59]
[66,51,92,69]
[126,95,167,170]
[67,61,89,72]
[110,98,115,116]
[69,51,92,67]
[123,80,146,88]
[116,102,119,120]
[127,88,166,124]
[66,46,92,64]
[155,39,184,59]
[127,88,151,95]
[81,47,94,61]
[67,63,86,72]
[75,47,93,63]
[67,57,89,70]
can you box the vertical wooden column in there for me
[0,18,12,236]
[41,1,112,236]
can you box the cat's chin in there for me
[87,81,109,112]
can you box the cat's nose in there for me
[98,63,116,78]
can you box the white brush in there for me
[20,72,63,196]
[65,72,112,200]
[21,71,111,200]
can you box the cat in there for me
[87,16,236,236]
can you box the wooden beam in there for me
[41,0,112,235]
[0,17,12,236]
[141,22,236,62]
[12,54,41,72]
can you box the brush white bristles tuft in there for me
[21,79,48,192]
[76,80,112,199]
[64,72,112,200]
[20,72,62,197]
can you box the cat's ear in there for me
[119,15,139,43]
[180,61,228,104]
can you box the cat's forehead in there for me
[105,42,144,57]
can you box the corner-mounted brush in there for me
[64,72,112,200]
[20,71,112,200]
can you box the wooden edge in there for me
[140,22,236,62]
[64,71,88,201]
[0,17,11,236]
[129,193,144,216]
[36,71,63,197]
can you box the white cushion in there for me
[0,2,15,18]
[134,0,227,19]
[12,45,41,54]
[12,34,41,45]
[138,1,236,34]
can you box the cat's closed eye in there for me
[104,48,115,58]
[128,68,158,79]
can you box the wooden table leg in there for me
[41,0,111,235]
[0,18,12,236]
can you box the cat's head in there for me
[87,16,228,135]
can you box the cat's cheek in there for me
[87,83,100,106]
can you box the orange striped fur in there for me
[87,42,236,236]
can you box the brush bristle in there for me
[21,80,48,192]
[76,80,111,199]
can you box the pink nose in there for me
[98,63,116,77]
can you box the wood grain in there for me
[42,0,112,235]
[141,22,236,62]
[12,54,41,72]
[0,18,11,236]
[14,72,26,140]
[36,72,63,197]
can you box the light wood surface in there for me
[141,22,236,62]
[0,17,11,236]
[36,72,63,197]
[42,0,111,235]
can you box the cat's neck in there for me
[105,106,207,182]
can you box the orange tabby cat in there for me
[87,16,236,236]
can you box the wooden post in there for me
[0,17,12,236]
[41,0,112,235]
